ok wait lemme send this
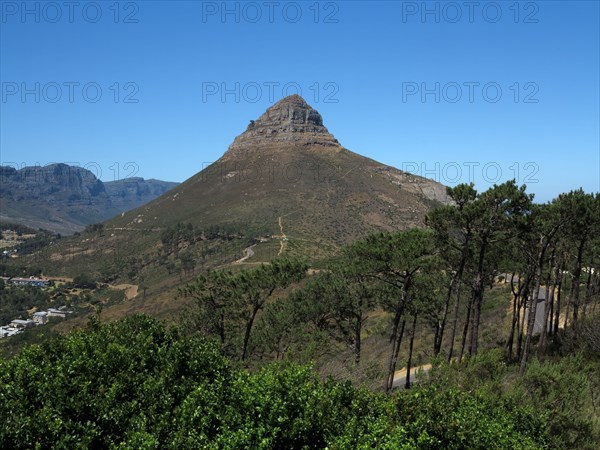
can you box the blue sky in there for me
[1,0,598,202]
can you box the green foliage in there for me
[0,222,37,234]
[0,315,230,448]
[3,179,598,447]
[189,364,395,449]
[425,350,600,450]
[252,271,351,362]
[576,314,600,358]
[181,268,242,353]
[160,222,240,256]
[0,263,42,278]
[394,384,546,449]
[0,285,51,325]
[84,223,104,234]
[181,257,308,360]
[160,222,197,253]
[0,315,557,449]
[0,325,63,359]
[73,273,97,289]
[514,355,600,449]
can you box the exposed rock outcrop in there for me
[228,94,340,151]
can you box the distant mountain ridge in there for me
[0,164,178,234]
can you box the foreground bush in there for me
[0,315,230,448]
[0,315,551,449]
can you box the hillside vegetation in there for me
[1,182,599,447]
[2,314,598,449]
[23,96,448,289]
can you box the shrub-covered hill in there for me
[0,314,555,449]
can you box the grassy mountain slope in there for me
[26,95,449,318]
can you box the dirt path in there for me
[277,216,287,256]
[110,284,139,300]
[234,245,256,264]
[392,363,432,389]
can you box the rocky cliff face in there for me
[0,164,107,204]
[0,164,178,234]
[227,94,340,151]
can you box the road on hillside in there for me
[392,364,432,390]
[234,245,255,264]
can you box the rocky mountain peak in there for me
[227,95,340,152]
[258,94,324,127]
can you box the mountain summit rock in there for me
[228,94,340,151]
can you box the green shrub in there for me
[0,315,559,449]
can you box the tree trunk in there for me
[469,284,481,356]
[537,279,552,356]
[446,278,463,362]
[354,309,362,366]
[520,279,540,374]
[469,241,488,356]
[549,278,555,336]
[385,288,407,393]
[591,273,600,315]
[506,291,519,360]
[505,272,526,360]
[241,305,261,361]
[405,314,418,389]
[446,242,470,362]
[434,272,457,355]
[459,295,473,363]
[544,253,564,344]
[553,270,563,336]
[520,238,546,374]
[516,281,530,360]
[385,317,406,393]
[582,262,593,321]
[570,238,586,335]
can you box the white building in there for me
[32,311,48,325]
[47,308,73,318]
[10,319,35,329]
[0,326,21,338]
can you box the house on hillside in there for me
[10,319,35,329]
[32,311,48,325]
[0,326,22,338]
[9,277,51,287]
[47,308,73,318]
